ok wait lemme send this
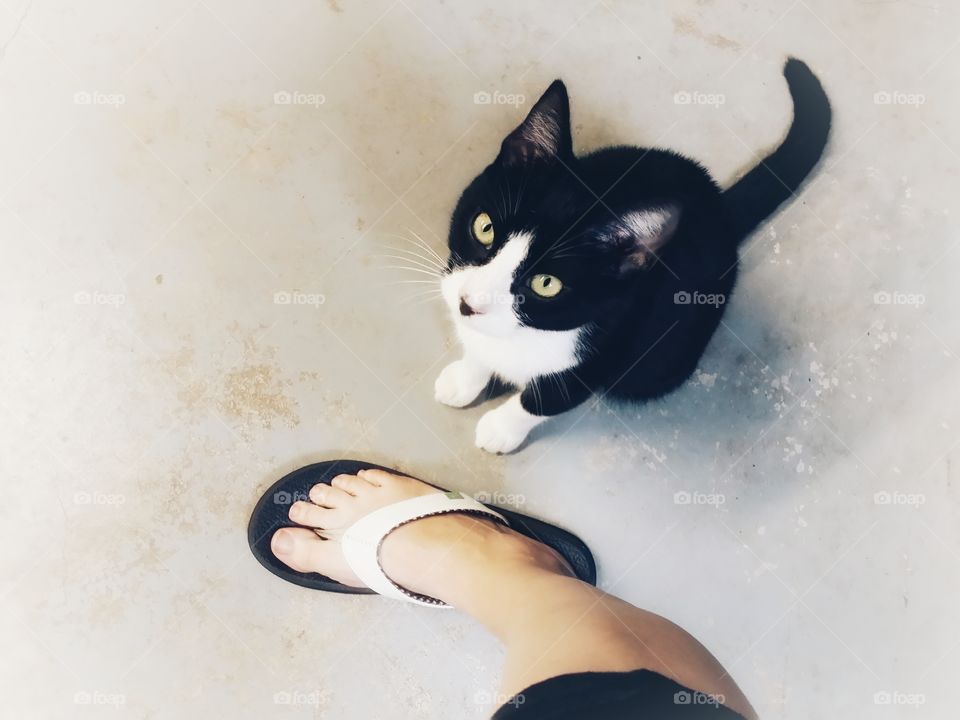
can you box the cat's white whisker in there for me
[404,228,446,265]
[497,185,508,220]
[380,230,447,268]
[407,295,444,309]
[514,172,529,214]
[374,253,442,274]
[397,284,445,307]
[402,286,444,300]
[400,284,443,295]
[377,245,445,270]
[377,264,441,278]
[550,233,590,253]
[381,279,441,286]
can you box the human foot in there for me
[270,469,571,606]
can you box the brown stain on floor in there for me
[217,363,299,430]
[157,328,302,434]
[673,15,741,51]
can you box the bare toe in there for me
[309,483,351,508]
[357,468,405,487]
[270,528,362,586]
[331,473,376,496]
[288,500,336,528]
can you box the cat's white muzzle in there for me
[441,268,519,338]
[441,231,533,338]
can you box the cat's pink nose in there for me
[459,297,481,316]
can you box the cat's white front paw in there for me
[434,360,490,408]
[475,395,546,454]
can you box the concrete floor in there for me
[2,1,958,718]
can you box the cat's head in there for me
[442,80,680,339]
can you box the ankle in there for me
[379,513,572,606]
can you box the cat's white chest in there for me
[455,322,581,386]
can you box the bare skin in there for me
[271,469,758,719]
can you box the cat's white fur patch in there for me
[441,231,581,387]
[456,321,580,387]
[475,394,545,454]
[434,357,490,407]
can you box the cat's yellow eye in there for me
[530,274,563,298]
[472,212,495,246]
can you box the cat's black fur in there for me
[446,59,831,418]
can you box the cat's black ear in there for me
[607,206,681,272]
[497,80,572,166]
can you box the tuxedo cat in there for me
[435,59,831,453]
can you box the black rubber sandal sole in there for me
[248,459,597,594]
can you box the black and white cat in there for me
[436,59,831,453]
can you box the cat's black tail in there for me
[723,58,831,241]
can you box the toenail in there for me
[272,531,293,555]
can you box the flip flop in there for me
[248,460,597,606]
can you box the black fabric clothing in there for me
[491,669,747,719]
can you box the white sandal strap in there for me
[340,491,507,607]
